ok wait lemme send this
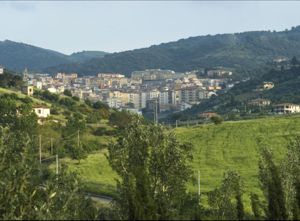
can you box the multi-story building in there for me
[180,86,200,105]
[273,103,300,114]
[128,92,140,109]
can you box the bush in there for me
[20,97,33,104]
[86,112,101,124]
[50,106,60,115]
[72,96,80,102]
[211,115,223,125]
[93,127,116,136]
[63,89,72,97]
[59,97,76,107]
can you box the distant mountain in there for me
[0,40,70,71]
[44,26,300,77]
[69,51,108,63]
[0,40,109,72]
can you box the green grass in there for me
[59,149,118,197]
[59,114,300,212]
[176,114,300,211]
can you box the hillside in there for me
[0,40,108,72]
[0,40,70,71]
[44,26,300,76]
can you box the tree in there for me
[86,112,102,124]
[93,101,109,110]
[281,136,300,219]
[107,117,193,220]
[210,115,223,125]
[258,146,287,220]
[63,89,72,97]
[250,193,262,219]
[108,110,133,129]
[207,170,244,220]
[62,115,87,161]
[0,108,96,219]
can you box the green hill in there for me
[0,40,70,71]
[45,26,300,77]
[0,40,108,72]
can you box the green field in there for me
[59,114,300,211]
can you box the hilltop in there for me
[0,40,108,72]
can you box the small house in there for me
[22,85,34,96]
[33,105,51,119]
[199,112,218,119]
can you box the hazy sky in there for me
[1,1,300,55]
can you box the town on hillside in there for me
[19,67,234,116]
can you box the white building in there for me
[33,106,51,118]
[273,103,300,114]
[140,92,147,109]
[129,92,140,109]
[0,66,4,75]
[159,90,169,105]
[47,87,57,94]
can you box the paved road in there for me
[84,192,113,204]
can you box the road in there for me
[84,192,113,204]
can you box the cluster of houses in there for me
[24,68,234,115]
[2,63,300,123]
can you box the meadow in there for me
[61,114,300,211]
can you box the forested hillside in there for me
[0,40,108,72]
[44,26,300,76]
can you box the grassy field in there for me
[58,150,118,197]
[176,115,300,209]
[58,114,300,211]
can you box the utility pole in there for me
[153,99,158,125]
[153,100,156,124]
[56,154,59,175]
[198,170,201,199]
[155,99,158,125]
[50,138,53,155]
[77,130,80,148]
[39,135,42,164]
[176,120,178,128]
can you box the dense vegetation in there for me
[44,26,300,77]
[0,40,108,72]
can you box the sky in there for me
[1,1,300,55]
